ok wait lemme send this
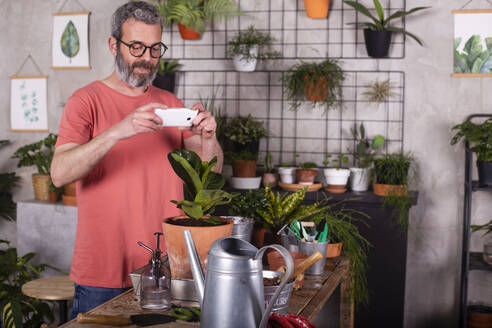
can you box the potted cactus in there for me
[162,149,236,279]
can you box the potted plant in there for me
[281,58,344,111]
[373,153,412,196]
[343,0,430,58]
[349,123,385,192]
[262,152,278,187]
[295,161,319,185]
[12,133,57,201]
[156,0,241,40]
[304,0,330,19]
[471,220,492,265]
[48,183,63,203]
[223,115,269,187]
[0,140,20,222]
[228,25,281,72]
[362,79,399,106]
[323,153,350,193]
[152,59,182,93]
[451,117,492,186]
[162,149,235,279]
[0,240,60,328]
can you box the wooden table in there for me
[60,258,352,327]
[22,275,75,325]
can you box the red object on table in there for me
[268,313,317,328]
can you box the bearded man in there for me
[50,2,223,319]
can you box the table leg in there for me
[340,276,354,328]
[58,300,68,325]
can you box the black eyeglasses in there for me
[116,38,168,58]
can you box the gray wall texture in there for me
[1,0,492,327]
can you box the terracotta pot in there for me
[267,250,308,271]
[64,182,76,196]
[49,191,59,203]
[233,160,257,177]
[325,185,347,194]
[326,242,343,258]
[304,76,327,102]
[373,183,408,197]
[296,169,318,184]
[162,216,233,279]
[467,305,492,328]
[32,174,51,201]
[62,195,77,206]
[178,23,201,40]
[304,0,330,18]
[262,173,279,187]
[252,225,266,248]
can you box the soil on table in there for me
[167,217,228,227]
[263,276,281,286]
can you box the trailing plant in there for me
[156,0,241,34]
[451,117,492,163]
[157,58,182,75]
[0,140,20,222]
[362,80,398,105]
[12,134,57,176]
[472,220,492,236]
[0,240,61,328]
[343,0,430,45]
[256,186,333,231]
[350,123,385,168]
[323,153,349,169]
[381,195,412,233]
[228,188,268,221]
[281,58,345,111]
[454,35,492,74]
[228,25,281,60]
[309,207,371,306]
[223,115,269,161]
[168,149,235,223]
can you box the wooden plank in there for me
[52,11,91,16]
[451,73,492,77]
[452,9,492,14]
[297,258,350,322]
[10,75,48,79]
[51,66,91,70]
[22,276,74,301]
[340,275,354,328]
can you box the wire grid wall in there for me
[175,70,405,167]
[162,0,407,60]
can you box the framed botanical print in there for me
[10,75,48,132]
[52,11,91,69]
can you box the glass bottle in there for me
[138,232,171,310]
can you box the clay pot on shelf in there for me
[304,0,330,19]
[326,242,343,258]
[304,76,327,102]
[372,183,408,197]
[295,168,318,185]
[178,23,201,40]
[232,160,257,177]
[262,172,279,187]
[48,191,59,203]
[32,174,51,201]
[278,167,297,184]
[324,168,350,193]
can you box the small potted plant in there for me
[451,117,492,186]
[12,133,57,201]
[472,220,492,265]
[156,0,241,40]
[162,149,236,279]
[228,25,281,72]
[373,153,413,197]
[152,59,182,93]
[343,0,430,58]
[295,161,319,185]
[281,58,344,111]
[349,123,385,192]
[262,152,279,187]
[223,115,269,189]
[304,0,330,19]
[278,161,298,184]
[0,140,19,222]
[323,153,350,193]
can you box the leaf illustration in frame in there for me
[60,20,80,62]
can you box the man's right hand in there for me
[108,102,167,140]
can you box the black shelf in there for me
[469,252,492,271]
[471,181,492,192]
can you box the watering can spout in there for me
[183,230,205,306]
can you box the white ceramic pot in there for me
[232,45,258,72]
[278,167,297,184]
[323,168,350,186]
[349,167,371,192]
[230,176,262,189]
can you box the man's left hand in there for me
[190,103,217,139]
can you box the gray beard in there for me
[115,50,158,88]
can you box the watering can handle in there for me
[255,244,294,328]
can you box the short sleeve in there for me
[56,93,93,147]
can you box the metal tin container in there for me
[223,216,255,242]
[263,270,294,315]
[298,240,328,275]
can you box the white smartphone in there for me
[154,108,198,127]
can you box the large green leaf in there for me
[2,301,22,328]
[168,151,202,200]
[480,53,492,73]
[195,189,234,213]
[384,6,430,26]
[60,20,80,61]
[172,199,203,219]
[344,1,380,27]
[373,0,385,24]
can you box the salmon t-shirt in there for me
[56,81,195,288]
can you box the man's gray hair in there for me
[111,1,163,39]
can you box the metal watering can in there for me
[183,230,294,328]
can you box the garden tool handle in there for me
[290,251,323,280]
[76,313,131,326]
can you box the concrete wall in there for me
[1,0,492,327]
